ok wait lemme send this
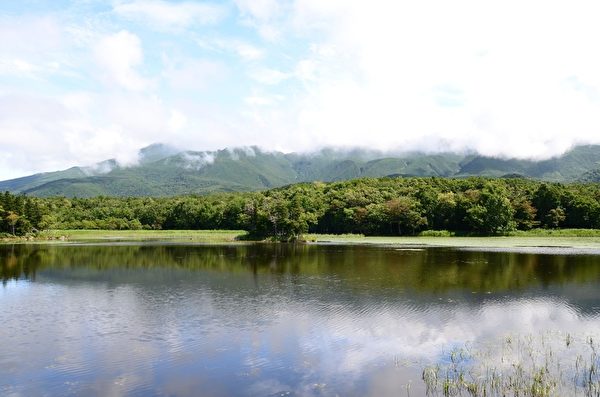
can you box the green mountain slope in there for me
[2,144,600,197]
[0,167,89,193]
[456,145,600,180]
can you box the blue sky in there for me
[2,0,600,179]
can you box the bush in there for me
[419,230,454,237]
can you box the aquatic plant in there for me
[421,332,600,396]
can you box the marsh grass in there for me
[6,229,600,246]
[422,332,600,396]
[509,229,600,237]
[32,229,248,243]
[307,233,600,249]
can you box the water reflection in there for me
[4,243,600,293]
[1,243,599,396]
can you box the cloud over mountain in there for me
[2,1,600,179]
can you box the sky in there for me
[2,0,600,179]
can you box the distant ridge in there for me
[2,144,600,197]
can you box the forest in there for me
[2,176,600,240]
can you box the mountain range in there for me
[2,143,600,197]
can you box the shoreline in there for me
[0,230,248,244]
[306,234,600,249]
[3,229,600,250]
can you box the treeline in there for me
[4,176,600,239]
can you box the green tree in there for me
[533,184,563,228]
[5,212,20,235]
[512,197,538,230]
[465,185,515,234]
[385,196,427,235]
[562,192,599,228]
[545,207,566,228]
[432,192,457,230]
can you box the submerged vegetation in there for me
[3,176,600,240]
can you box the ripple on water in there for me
[3,244,600,396]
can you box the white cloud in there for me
[0,90,179,179]
[235,0,281,21]
[196,37,264,61]
[94,30,149,91]
[162,57,227,92]
[0,58,39,77]
[0,15,63,55]
[294,59,319,83]
[114,0,227,31]
[234,0,283,41]
[0,15,74,82]
[7,0,600,179]
[249,67,290,85]
[181,152,215,170]
[234,0,600,158]
[217,40,264,61]
[168,109,187,132]
[229,41,264,61]
[244,94,283,106]
[0,94,91,178]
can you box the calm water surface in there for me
[1,243,600,396]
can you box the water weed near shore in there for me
[422,332,600,396]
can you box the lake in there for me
[1,242,600,396]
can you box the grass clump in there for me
[419,230,455,237]
[301,233,365,242]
